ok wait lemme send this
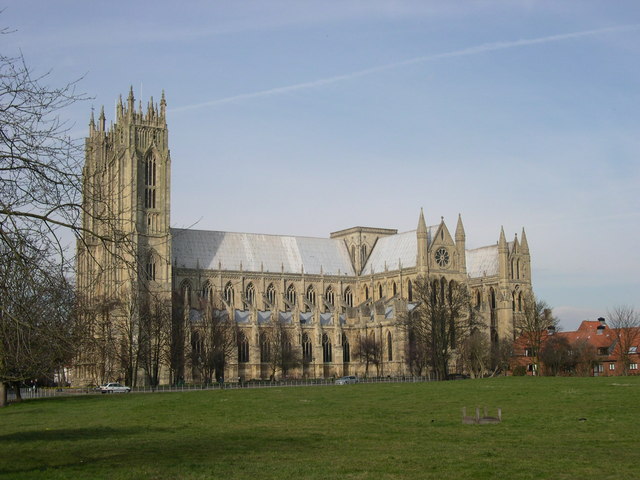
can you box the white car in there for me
[335,376,358,385]
[100,382,131,394]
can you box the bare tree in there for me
[355,331,382,377]
[402,276,479,380]
[261,318,301,380]
[138,294,172,389]
[190,298,237,384]
[607,306,640,376]
[514,293,558,376]
[459,329,490,378]
[570,339,597,377]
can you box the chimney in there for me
[596,324,605,335]
[598,317,606,325]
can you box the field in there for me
[1,377,638,479]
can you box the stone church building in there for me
[75,90,533,386]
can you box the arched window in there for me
[146,256,156,281]
[476,290,481,307]
[516,260,521,279]
[260,332,270,363]
[144,154,156,209]
[512,292,516,311]
[322,333,332,363]
[237,331,249,363]
[344,287,353,308]
[490,288,496,310]
[407,280,413,302]
[325,286,335,307]
[286,284,296,308]
[245,283,255,306]
[342,334,350,363]
[202,282,213,304]
[448,280,456,305]
[361,244,368,264]
[387,331,393,361]
[302,333,312,363]
[364,285,369,300]
[224,282,234,306]
[266,283,276,306]
[180,280,192,306]
[431,279,439,304]
[306,285,316,306]
[392,282,397,297]
[518,292,523,312]
[511,260,515,279]
[440,277,446,304]
[378,283,383,300]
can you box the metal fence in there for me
[6,375,439,402]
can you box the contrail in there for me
[172,24,639,113]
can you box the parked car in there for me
[335,376,358,385]
[100,382,131,394]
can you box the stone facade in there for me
[75,91,533,386]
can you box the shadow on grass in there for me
[0,426,146,443]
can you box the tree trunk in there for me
[13,381,23,402]
[0,382,7,407]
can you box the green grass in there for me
[1,377,639,479]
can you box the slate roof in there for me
[171,228,355,276]
[466,245,499,278]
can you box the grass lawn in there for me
[1,376,639,479]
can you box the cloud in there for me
[172,23,640,113]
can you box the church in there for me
[74,90,533,386]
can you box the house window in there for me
[342,335,350,363]
[630,363,638,370]
[237,332,249,363]
[266,283,276,306]
[306,285,316,306]
[245,283,255,306]
[609,363,615,371]
[597,347,608,356]
[322,333,332,363]
[224,282,234,305]
[302,333,312,363]
[344,287,353,308]
[325,286,335,307]
[286,284,296,308]
[629,346,638,354]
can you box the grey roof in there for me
[171,228,355,276]
[235,310,251,323]
[466,245,499,278]
[257,311,271,324]
[320,313,333,325]
[361,230,417,275]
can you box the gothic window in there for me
[517,260,521,279]
[201,282,213,303]
[344,287,353,308]
[237,331,249,363]
[224,282,234,306]
[440,277,446,304]
[266,283,276,306]
[431,280,439,304]
[302,333,312,363]
[361,244,368,265]
[512,292,516,311]
[511,260,515,279]
[260,332,270,363]
[306,285,316,306]
[286,284,296,308]
[448,280,456,305]
[342,334,350,363]
[518,292,523,312]
[407,280,413,302]
[392,282,397,297]
[378,283,383,300]
[180,280,192,306]
[144,154,157,209]
[322,333,332,363]
[245,283,255,306]
[351,245,356,264]
[387,331,393,361]
[476,290,481,308]
[490,288,496,310]
[364,285,369,300]
[325,286,335,307]
[146,256,156,281]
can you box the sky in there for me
[4,1,639,330]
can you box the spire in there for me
[127,86,134,113]
[520,228,529,253]
[89,107,95,133]
[498,226,507,251]
[160,90,166,118]
[116,94,123,118]
[98,106,105,131]
[417,208,427,235]
[455,213,465,240]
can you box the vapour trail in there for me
[172,23,639,113]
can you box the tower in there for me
[76,89,172,386]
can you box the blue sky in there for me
[5,1,639,330]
